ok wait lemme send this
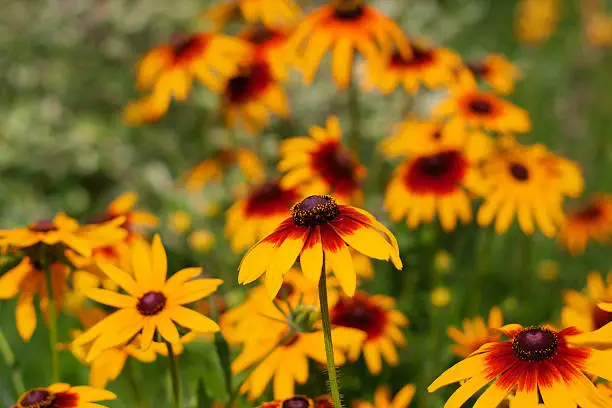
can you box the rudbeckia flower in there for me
[433,72,531,133]
[124,32,250,124]
[95,192,159,238]
[232,326,364,400]
[12,384,115,408]
[429,324,612,408]
[466,54,521,94]
[514,0,560,45]
[558,194,612,255]
[354,384,416,408]
[238,195,402,297]
[202,0,301,30]
[182,148,265,192]
[447,306,504,358]
[0,213,126,257]
[241,24,293,80]
[279,116,366,202]
[561,272,612,333]
[477,142,584,236]
[222,59,290,135]
[365,40,461,94]
[256,395,326,408]
[288,0,408,88]
[330,292,408,374]
[0,257,69,340]
[226,179,302,252]
[384,129,491,231]
[73,235,222,361]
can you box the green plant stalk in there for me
[41,247,60,383]
[165,341,182,408]
[347,78,361,155]
[0,323,25,396]
[318,261,343,408]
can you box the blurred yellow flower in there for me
[515,0,560,44]
[447,306,503,358]
[466,54,521,94]
[434,250,452,273]
[536,259,559,281]
[431,286,451,307]
[202,0,301,30]
[561,271,612,333]
[188,230,216,253]
[354,384,416,408]
[586,12,612,46]
[169,211,192,234]
[558,194,612,255]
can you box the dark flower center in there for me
[468,98,493,114]
[311,142,361,196]
[244,181,298,217]
[28,220,57,232]
[390,45,434,69]
[225,62,272,104]
[314,396,333,408]
[137,291,167,316]
[332,0,364,19]
[592,304,612,330]
[169,34,206,62]
[276,283,295,300]
[509,163,529,181]
[576,203,603,221]
[247,25,278,44]
[20,390,55,408]
[466,61,491,77]
[512,327,558,361]
[291,195,339,226]
[282,396,311,408]
[331,294,387,340]
[405,150,467,195]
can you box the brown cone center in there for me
[291,195,338,226]
[512,327,558,361]
[283,396,311,408]
[20,390,54,408]
[137,291,167,316]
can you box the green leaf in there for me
[183,340,228,402]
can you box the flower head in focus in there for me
[558,194,612,255]
[12,383,116,408]
[238,195,401,297]
[354,384,416,408]
[447,306,504,358]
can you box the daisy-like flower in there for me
[95,192,159,238]
[232,326,364,400]
[241,24,293,80]
[12,384,115,408]
[0,213,126,257]
[288,0,408,88]
[384,127,491,231]
[182,148,265,192]
[466,54,521,94]
[433,71,531,133]
[226,179,302,252]
[72,235,222,361]
[0,257,69,340]
[447,306,504,358]
[561,272,612,333]
[477,142,584,236]
[279,116,366,202]
[222,58,290,135]
[124,32,250,124]
[354,384,416,408]
[238,194,402,297]
[428,324,612,408]
[330,292,408,374]
[202,0,301,30]
[514,0,560,45]
[365,39,461,94]
[558,194,612,255]
[256,395,329,408]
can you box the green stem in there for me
[41,247,60,383]
[318,261,343,408]
[0,323,25,396]
[347,78,361,155]
[165,341,182,408]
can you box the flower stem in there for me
[41,247,60,383]
[0,318,24,396]
[318,261,343,408]
[165,341,182,408]
[347,78,361,155]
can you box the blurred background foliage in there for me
[1,0,612,407]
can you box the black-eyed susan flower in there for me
[447,306,504,358]
[561,272,612,333]
[365,39,461,94]
[354,384,416,408]
[12,384,115,408]
[97,192,159,238]
[124,32,249,124]
[238,195,402,297]
[467,54,521,94]
[182,148,265,192]
[203,0,301,30]
[477,142,584,236]
[429,324,612,408]
[232,325,364,400]
[330,292,408,374]
[288,0,408,88]
[188,229,216,252]
[0,257,69,340]
[226,179,302,252]
[0,213,126,258]
[433,72,531,133]
[222,58,289,135]
[73,235,222,361]
[514,0,560,45]
[256,396,316,408]
[241,24,293,80]
[558,194,612,255]
[279,116,366,202]
[384,129,491,231]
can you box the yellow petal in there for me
[170,306,220,333]
[300,226,323,282]
[151,234,168,289]
[428,354,487,392]
[156,316,180,344]
[98,262,140,297]
[85,288,137,309]
[325,242,356,296]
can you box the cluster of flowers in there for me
[3,1,612,408]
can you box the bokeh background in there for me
[1,0,611,407]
